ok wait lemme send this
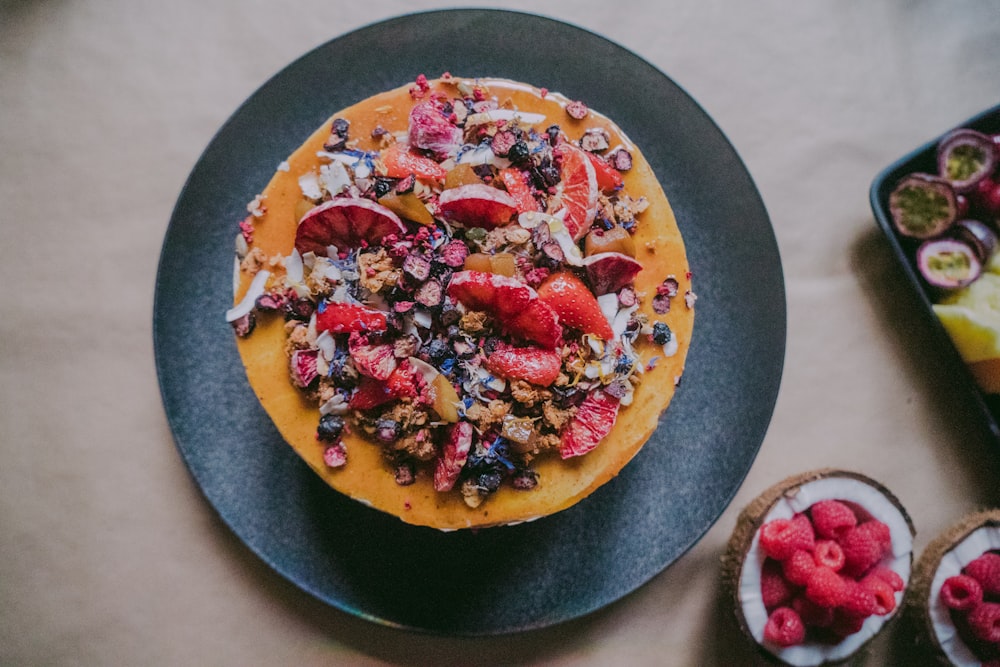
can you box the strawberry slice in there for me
[447,270,563,348]
[315,302,388,334]
[437,184,519,229]
[433,421,473,492]
[348,338,396,380]
[537,271,614,340]
[484,342,562,387]
[498,168,541,213]
[349,366,416,410]
[559,390,620,459]
[583,150,624,191]
[295,198,407,256]
[380,142,448,182]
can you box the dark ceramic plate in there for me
[870,105,1000,443]
[154,9,784,635]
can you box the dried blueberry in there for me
[507,140,530,164]
[316,414,345,442]
[511,469,538,490]
[478,470,503,493]
[373,177,394,199]
[394,462,415,486]
[545,125,561,145]
[375,418,401,443]
[422,338,449,363]
[284,298,314,321]
[230,311,255,337]
[651,321,672,345]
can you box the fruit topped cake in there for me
[723,469,915,665]
[226,74,694,530]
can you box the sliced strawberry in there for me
[581,252,643,295]
[433,421,473,492]
[498,168,541,213]
[484,342,562,387]
[559,390,619,459]
[348,338,396,380]
[315,302,388,334]
[583,150,624,191]
[380,142,448,182]
[537,271,614,340]
[348,366,415,410]
[295,197,406,255]
[437,184,519,229]
[447,270,562,348]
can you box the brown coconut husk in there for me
[906,508,1000,665]
[721,468,916,666]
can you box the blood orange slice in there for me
[553,143,599,240]
[294,198,406,256]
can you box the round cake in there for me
[226,74,694,530]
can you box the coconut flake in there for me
[737,475,914,666]
[319,392,349,416]
[408,357,440,384]
[316,330,336,361]
[298,172,323,200]
[225,270,270,323]
[612,305,638,339]
[232,256,241,297]
[465,109,547,126]
[319,160,352,195]
[285,249,304,285]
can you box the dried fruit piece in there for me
[433,421,473,492]
[348,339,397,380]
[295,198,407,255]
[380,142,448,182]
[584,227,635,257]
[316,302,388,334]
[408,100,462,158]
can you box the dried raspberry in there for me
[968,601,1000,643]
[761,558,795,611]
[964,552,1000,597]
[322,442,346,468]
[866,565,905,592]
[783,549,817,587]
[759,514,816,562]
[565,100,589,120]
[838,579,877,618]
[940,574,984,611]
[763,607,806,647]
[860,574,897,615]
[813,540,846,572]
[792,595,835,628]
[810,500,858,540]
[806,566,849,608]
[839,520,892,578]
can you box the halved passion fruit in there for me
[722,469,915,666]
[937,128,998,194]
[889,174,959,239]
[908,509,1000,665]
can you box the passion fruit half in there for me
[722,469,915,666]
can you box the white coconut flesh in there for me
[927,525,1000,666]
[738,476,914,666]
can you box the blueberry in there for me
[316,414,345,442]
[422,338,449,363]
[507,140,530,164]
[651,321,672,345]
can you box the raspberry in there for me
[810,500,858,540]
[813,540,845,572]
[761,558,795,611]
[759,514,815,562]
[838,579,876,618]
[830,608,867,638]
[964,552,1000,597]
[940,574,984,611]
[806,566,849,608]
[866,565,905,592]
[968,601,1000,643]
[792,595,834,628]
[861,574,897,615]
[839,520,892,578]
[763,607,806,647]
[783,549,817,586]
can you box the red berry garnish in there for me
[805,566,849,608]
[866,565,905,593]
[763,607,806,647]
[839,520,892,578]
[860,574,897,615]
[967,601,1000,644]
[964,552,1000,597]
[761,558,795,611]
[940,574,984,612]
[813,539,846,572]
[783,549,817,586]
[792,595,835,628]
[759,514,815,562]
[810,499,858,540]
[830,608,867,638]
[838,579,877,618]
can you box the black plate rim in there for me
[153,8,785,636]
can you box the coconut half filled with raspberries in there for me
[723,469,915,665]
[909,509,1000,665]
[226,75,694,530]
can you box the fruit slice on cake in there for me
[722,469,915,666]
[908,509,1000,665]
